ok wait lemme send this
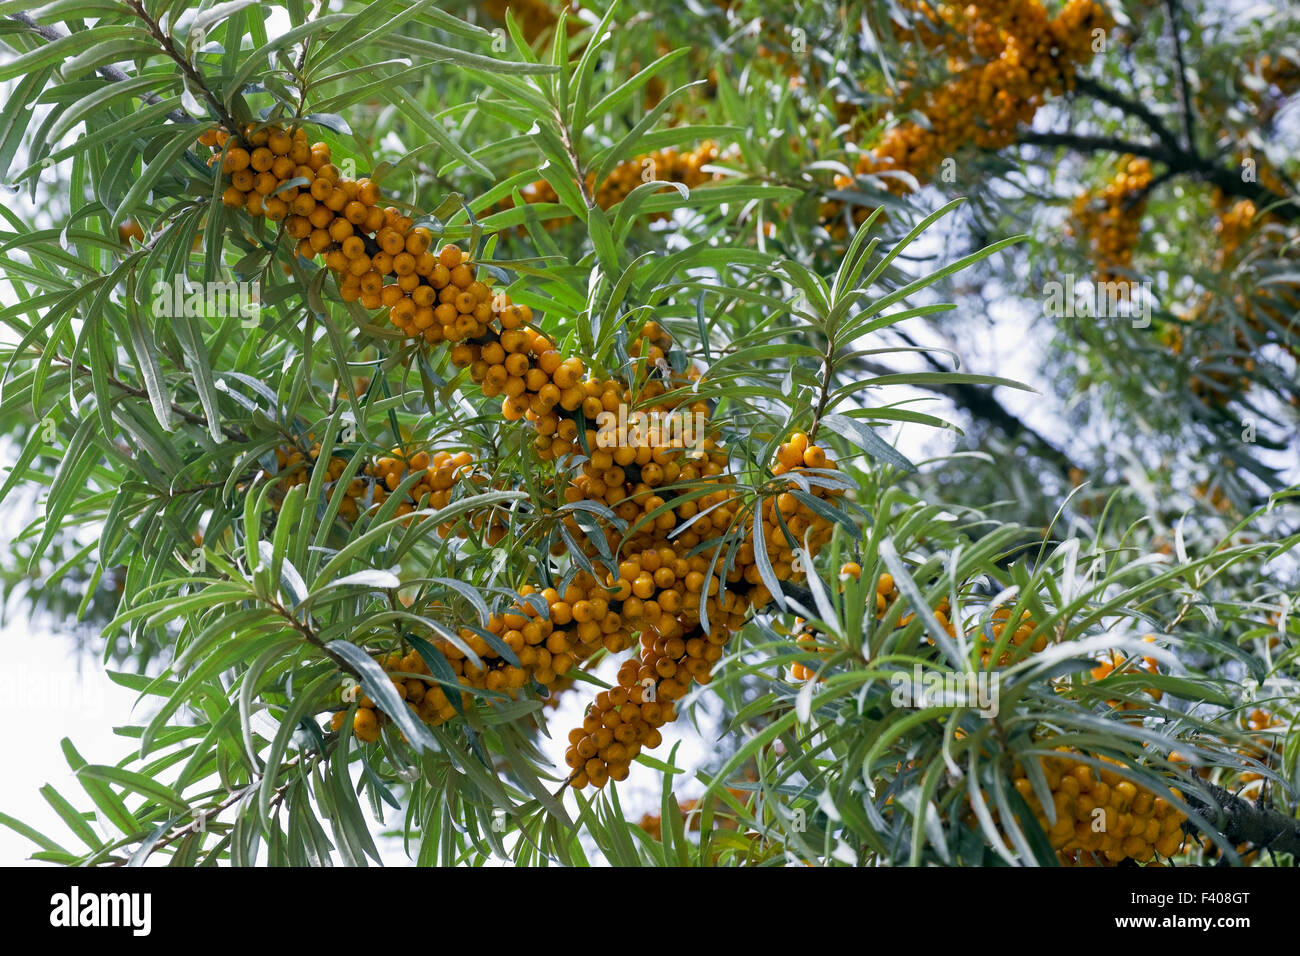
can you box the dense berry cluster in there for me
[1068,155,1152,291]
[1214,196,1257,264]
[451,316,598,443]
[974,607,1045,667]
[823,0,1111,232]
[264,441,504,533]
[561,427,847,788]
[202,125,513,344]
[1009,750,1188,865]
[330,650,458,740]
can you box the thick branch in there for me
[5,11,192,125]
[1185,780,1300,858]
[1071,76,1183,155]
[1015,131,1299,223]
[1016,130,1175,165]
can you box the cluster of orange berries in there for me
[973,607,1046,667]
[565,619,733,788]
[508,143,721,227]
[202,124,520,345]
[1215,196,1257,266]
[562,426,846,788]
[333,578,643,743]
[330,572,658,738]
[1008,750,1188,865]
[1089,635,1164,712]
[450,314,595,445]
[904,600,1046,668]
[1068,155,1152,291]
[208,123,852,790]
[788,618,829,683]
[202,124,320,217]
[823,1,1111,235]
[329,650,460,741]
[265,441,507,536]
[1238,708,1286,785]
[436,584,608,708]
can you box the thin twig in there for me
[124,0,240,133]
[806,329,837,444]
[119,748,323,865]
[1162,0,1197,149]
[49,353,248,443]
[554,109,597,210]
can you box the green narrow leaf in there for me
[326,639,439,753]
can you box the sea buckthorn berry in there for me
[803,445,827,468]
[224,147,250,172]
[439,243,462,269]
[352,708,380,743]
[407,228,432,254]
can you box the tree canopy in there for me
[0,0,1297,868]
